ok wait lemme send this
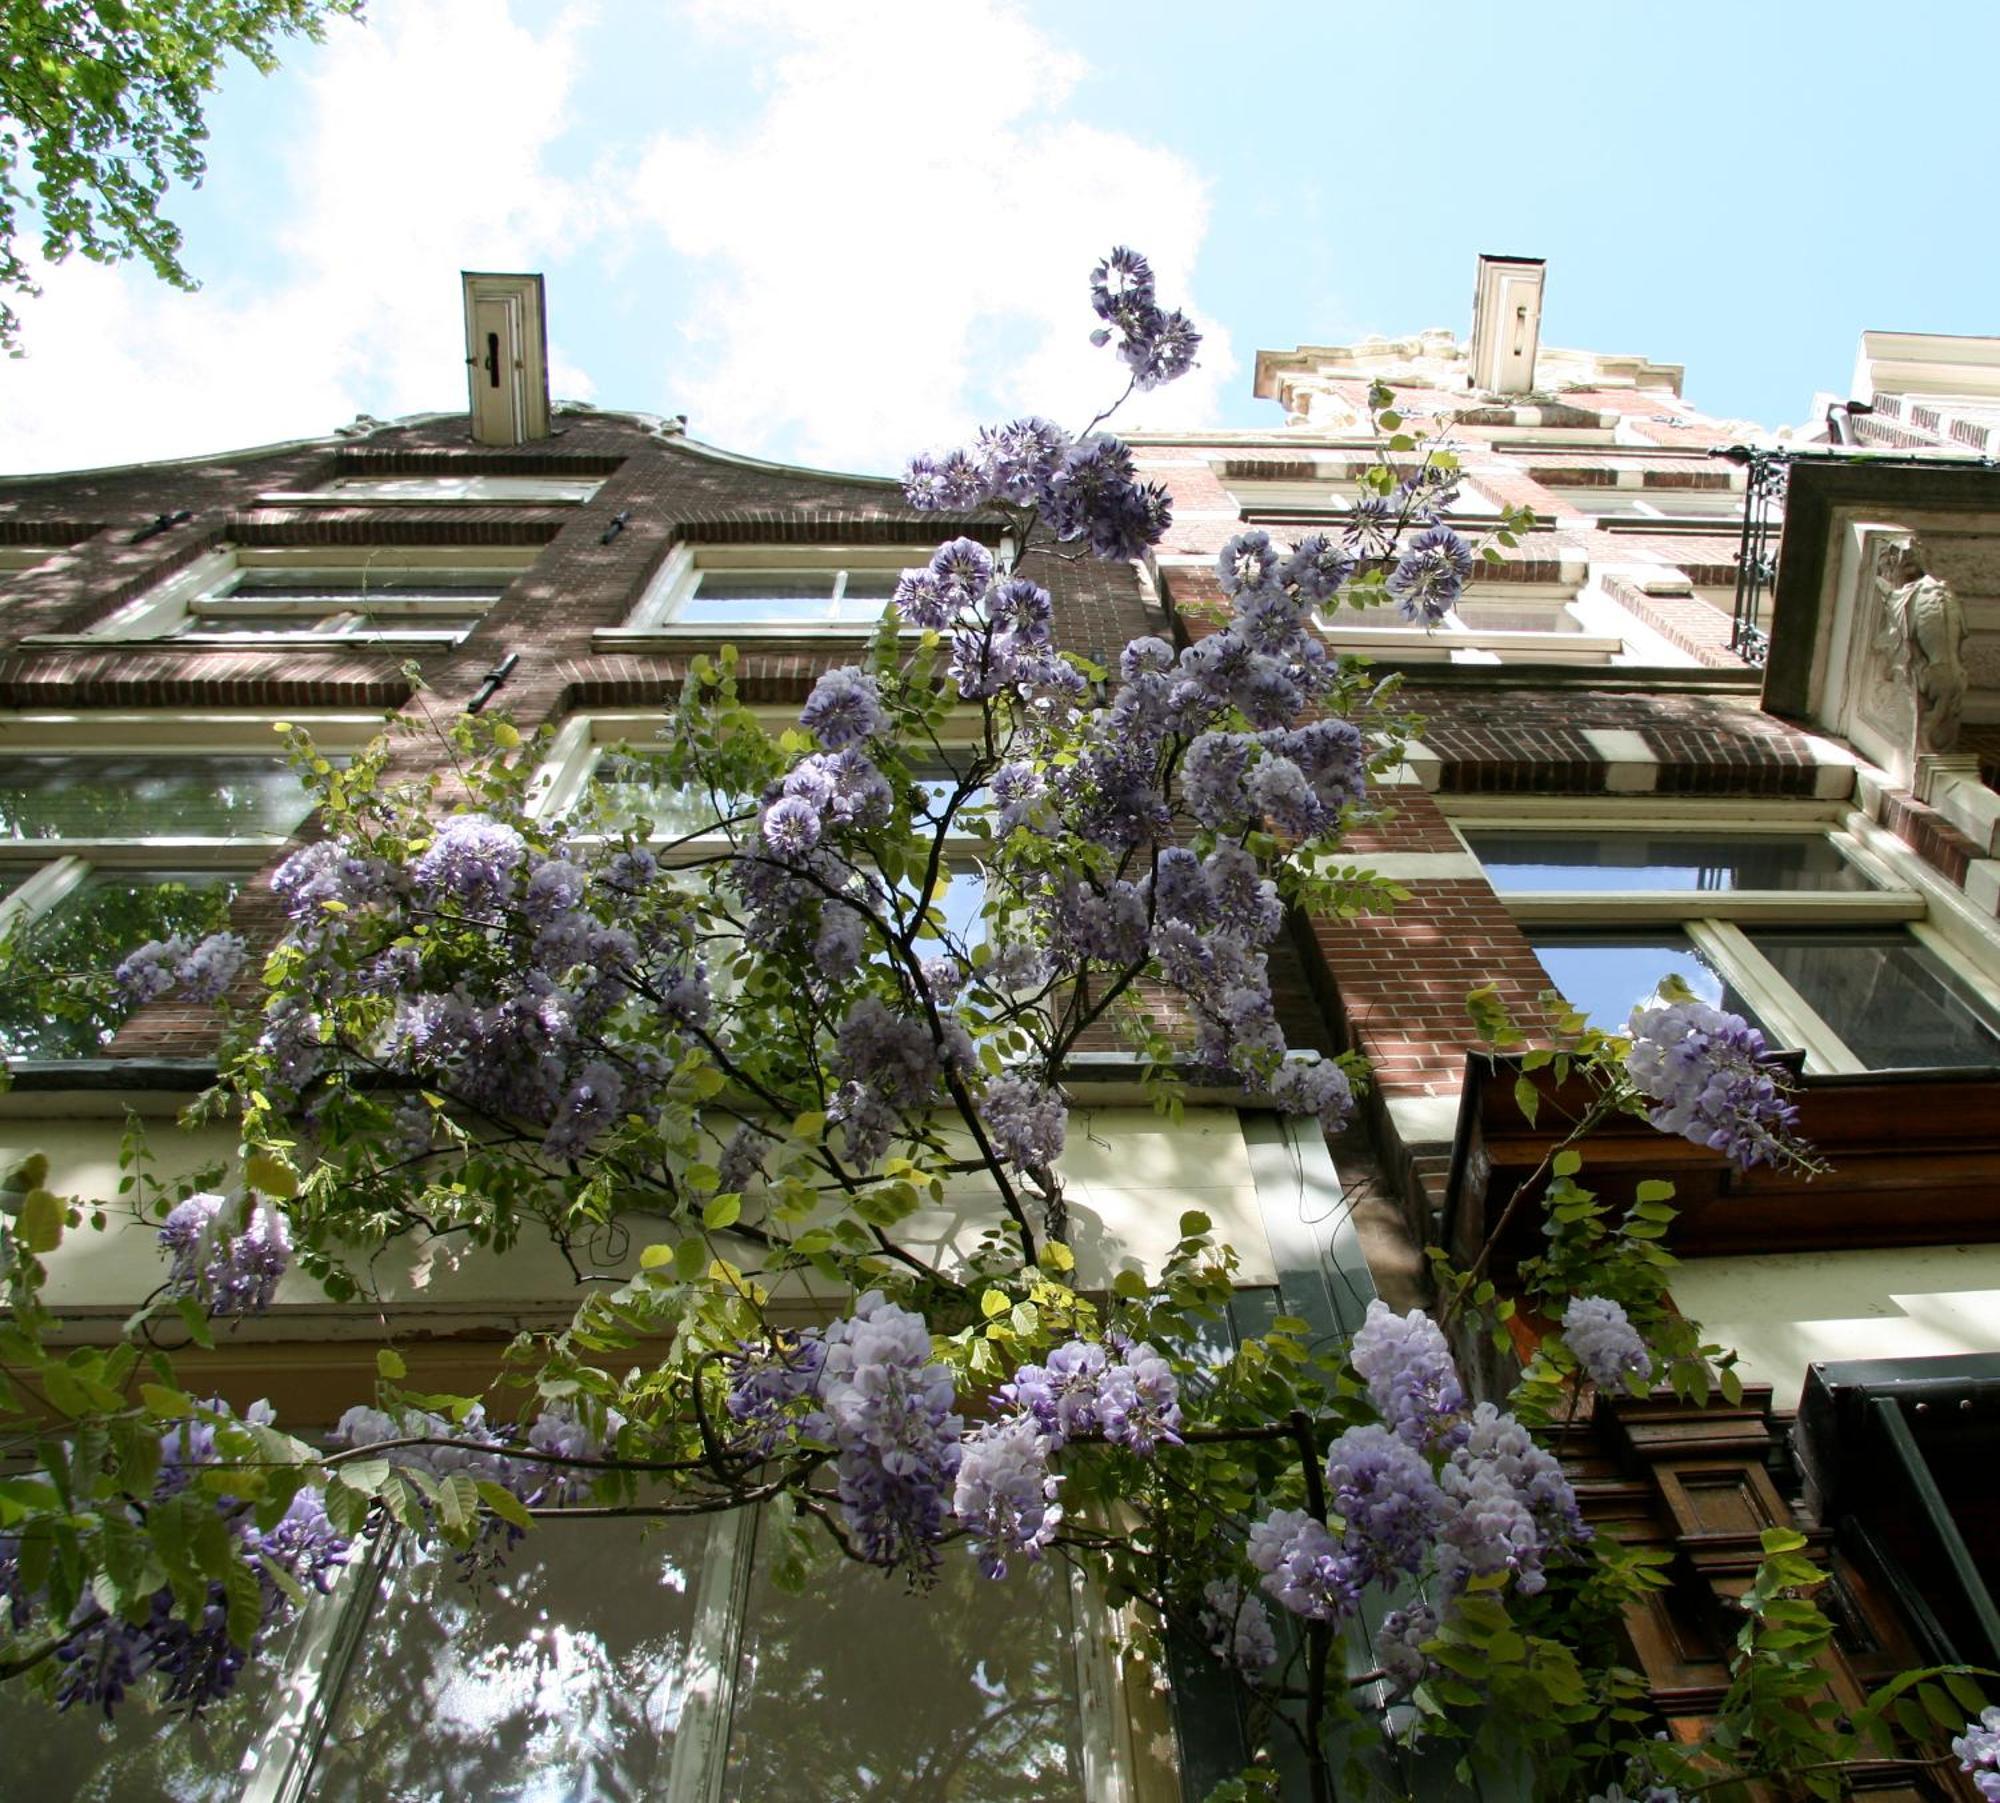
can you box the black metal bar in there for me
[465,650,519,715]
[599,509,631,545]
[128,509,191,545]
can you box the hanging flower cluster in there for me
[1626,997,1801,1170]
[1562,1295,1654,1389]
[157,1192,291,1316]
[1956,1707,2000,1801]
[1245,1305,1588,1631]
[8,1401,349,1718]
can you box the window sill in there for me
[594,624,911,648]
[25,633,467,651]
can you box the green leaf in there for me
[222,1557,264,1649]
[702,1193,742,1231]
[476,1480,535,1532]
[336,1458,392,1497]
[244,1153,297,1199]
[1552,1149,1582,1178]
[674,1237,708,1281]
[980,1288,1011,1319]
[1177,1210,1211,1239]
[376,1347,407,1381]
[18,1187,63,1253]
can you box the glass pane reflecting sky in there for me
[1529,929,1772,1038]
[1467,831,1871,894]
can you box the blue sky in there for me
[2,1,1994,475]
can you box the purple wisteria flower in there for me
[1386,527,1475,625]
[1321,1424,1449,1585]
[952,1418,1062,1578]
[1247,1508,1359,1622]
[759,793,822,857]
[411,816,526,912]
[1350,1300,1469,1453]
[1436,1403,1590,1597]
[1626,997,1800,1170]
[1562,1296,1654,1390]
[543,1059,625,1161]
[45,1400,347,1718]
[1088,245,1201,388]
[158,1193,290,1316]
[982,1075,1066,1169]
[810,1291,964,1573]
[1955,1707,2000,1802]
[725,1330,828,1452]
[799,666,886,749]
[333,1399,608,1513]
[1200,1578,1279,1674]
[1375,1602,1439,1692]
[1002,1335,1182,1453]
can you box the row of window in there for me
[1,734,1996,1077]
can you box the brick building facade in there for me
[4,261,2000,1796]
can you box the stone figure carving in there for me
[1873,536,1968,754]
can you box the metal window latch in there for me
[466,650,519,714]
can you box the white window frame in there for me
[1447,796,2000,1074]
[601,544,940,643]
[255,475,606,506]
[74,546,535,647]
[1538,483,1748,523]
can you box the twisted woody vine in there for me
[0,249,1994,1800]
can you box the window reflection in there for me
[721,1521,1085,1802]
[1746,929,2000,1071]
[1465,831,1871,895]
[308,1518,706,1802]
[1527,929,1768,1037]
[0,871,241,1057]
[0,757,313,841]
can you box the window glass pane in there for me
[1528,928,1769,1036]
[0,871,240,1057]
[841,571,902,600]
[1467,830,1872,894]
[586,748,751,838]
[177,616,481,640]
[228,575,511,598]
[0,757,313,839]
[322,476,602,503]
[1745,928,2000,1070]
[307,1517,709,1801]
[721,1524,1086,1801]
[917,870,986,950]
[0,1612,307,1802]
[681,573,885,626]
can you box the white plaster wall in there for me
[4,1106,1270,1335]
[1671,1244,2000,1409]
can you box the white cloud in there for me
[0,1,599,474]
[631,0,1234,476]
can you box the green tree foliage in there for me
[0,0,364,349]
